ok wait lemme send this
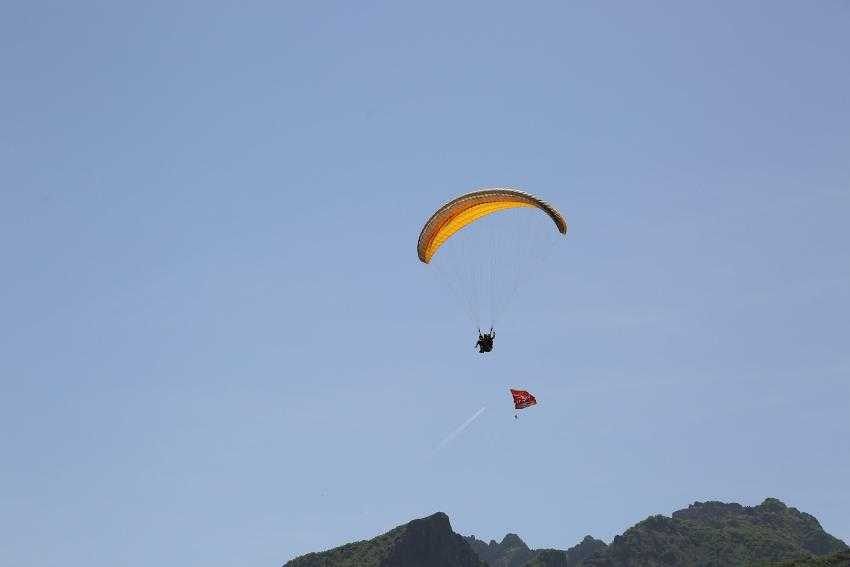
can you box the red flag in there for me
[510,389,537,410]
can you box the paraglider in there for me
[417,188,566,264]
[475,327,495,353]
[510,388,537,419]
[417,188,566,350]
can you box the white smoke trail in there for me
[434,406,487,453]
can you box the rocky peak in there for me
[465,532,533,566]
[501,533,530,550]
[285,511,484,567]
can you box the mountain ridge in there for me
[284,498,848,567]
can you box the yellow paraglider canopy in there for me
[417,188,567,263]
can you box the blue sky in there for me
[1,2,849,565]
